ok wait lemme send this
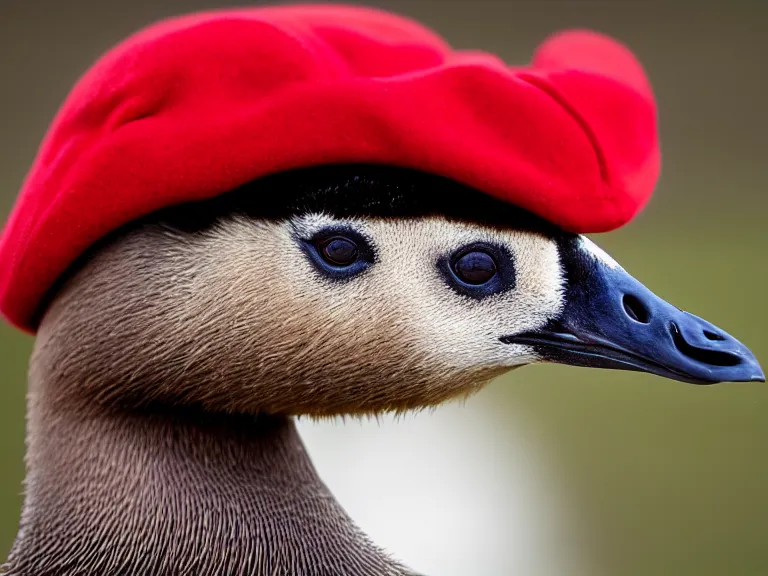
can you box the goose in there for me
[0,7,763,576]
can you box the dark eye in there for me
[300,226,376,281]
[319,236,359,266]
[453,251,497,285]
[438,242,515,300]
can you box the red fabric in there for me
[0,5,659,333]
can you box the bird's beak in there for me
[502,237,765,384]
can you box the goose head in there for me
[38,166,764,418]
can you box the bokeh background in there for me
[0,1,765,574]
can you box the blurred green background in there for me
[0,1,765,575]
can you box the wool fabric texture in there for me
[0,5,659,332]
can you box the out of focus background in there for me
[0,1,765,575]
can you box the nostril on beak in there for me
[622,294,650,324]
[670,322,742,367]
[703,329,725,341]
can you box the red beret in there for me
[0,5,659,333]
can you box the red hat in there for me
[0,5,659,333]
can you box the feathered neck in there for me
[4,367,414,576]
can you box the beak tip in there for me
[744,353,765,382]
[725,353,765,383]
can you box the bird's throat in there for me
[3,372,412,576]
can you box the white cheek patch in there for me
[578,236,623,270]
[274,213,570,373]
[364,218,567,370]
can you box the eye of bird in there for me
[301,226,375,281]
[319,236,359,266]
[453,250,497,285]
[439,242,515,299]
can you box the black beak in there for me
[501,237,765,385]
